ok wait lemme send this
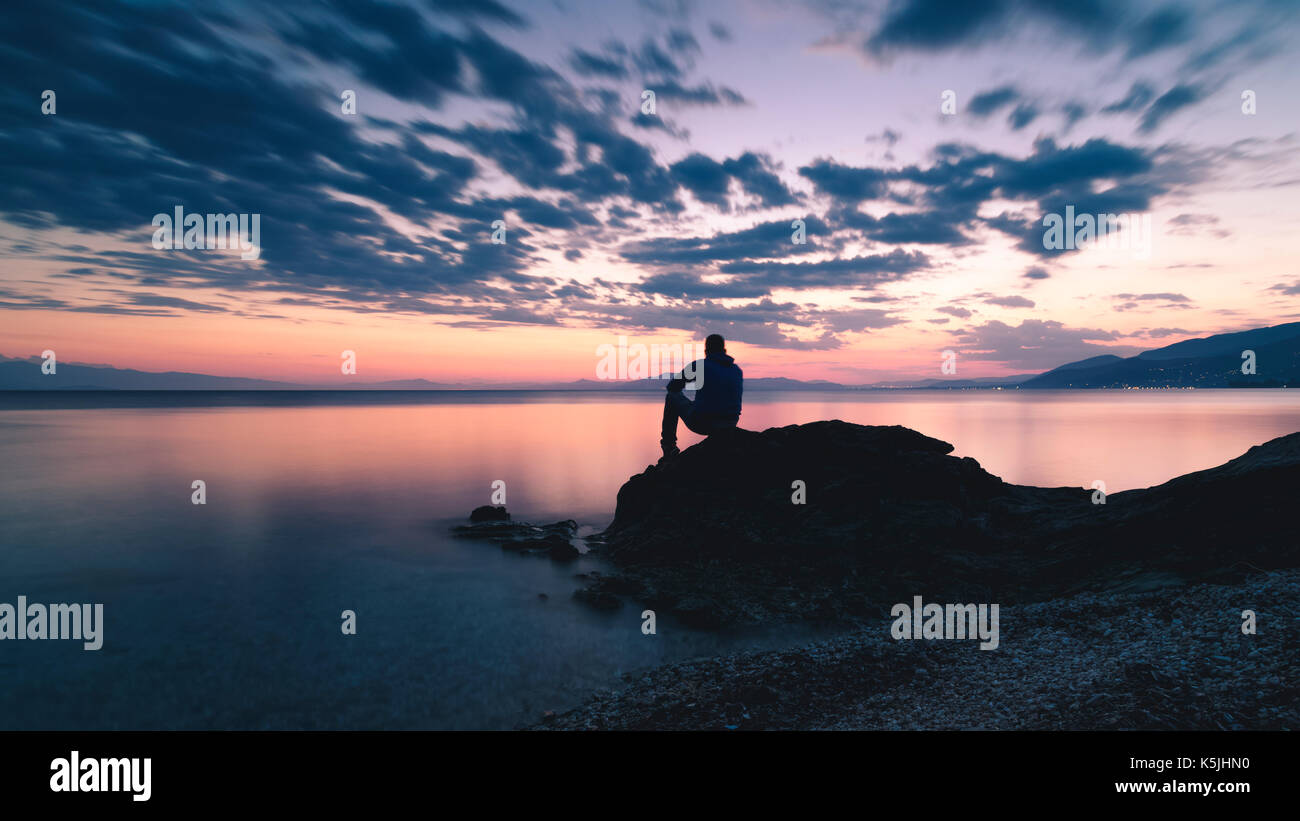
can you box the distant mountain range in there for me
[3,322,1298,390]
[558,375,1043,391]
[0,358,1039,391]
[1020,321,1300,388]
[0,360,469,390]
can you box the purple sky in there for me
[2,0,1298,382]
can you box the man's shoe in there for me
[657,444,680,465]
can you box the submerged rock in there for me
[572,589,622,611]
[451,514,579,562]
[548,541,581,562]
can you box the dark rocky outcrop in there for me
[580,421,1300,624]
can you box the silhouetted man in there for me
[660,334,742,460]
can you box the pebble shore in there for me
[535,570,1299,730]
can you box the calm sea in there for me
[1,389,1296,728]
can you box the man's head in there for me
[705,334,726,355]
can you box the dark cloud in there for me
[1140,327,1192,338]
[567,296,846,350]
[1138,84,1207,133]
[669,152,798,210]
[721,153,801,207]
[670,152,799,209]
[718,249,932,290]
[1167,213,1229,238]
[128,294,229,313]
[570,48,630,79]
[866,128,902,147]
[651,80,747,106]
[1126,6,1193,59]
[620,217,834,267]
[1008,103,1040,130]
[669,154,733,207]
[860,0,1289,74]
[865,0,1011,55]
[950,84,1042,131]
[1114,292,1190,302]
[425,105,685,210]
[636,271,771,299]
[1060,101,1088,132]
[1168,214,1218,226]
[995,138,1154,196]
[968,86,1021,117]
[601,296,903,348]
[811,307,904,332]
[636,36,693,79]
[1112,292,1194,312]
[66,304,190,316]
[951,319,1143,370]
[0,0,589,307]
[499,196,601,229]
[984,295,1035,308]
[832,208,972,245]
[0,0,791,338]
[0,295,69,310]
[1102,82,1157,114]
[1181,24,1276,73]
[799,160,892,202]
[630,112,689,138]
[425,0,526,26]
[806,137,1165,260]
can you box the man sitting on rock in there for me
[660,333,743,461]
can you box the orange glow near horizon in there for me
[2,211,1297,384]
[0,292,1293,385]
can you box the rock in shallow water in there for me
[469,505,510,523]
[451,513,579,562]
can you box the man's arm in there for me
[666,358,702,392]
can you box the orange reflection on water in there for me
[4,391,1297,532]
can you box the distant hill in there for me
[0,358,297,390]
[364,378,466,389]
[562,375,855,391]
[867,374,1038,389]
[0,357,480,390]
[1021,322,1300,388]
[1135,323,1300,361]
[1048,354,1126,372]
[0,359,865,391]
[0,357,1033,392]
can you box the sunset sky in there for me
[2,0,1299,384]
